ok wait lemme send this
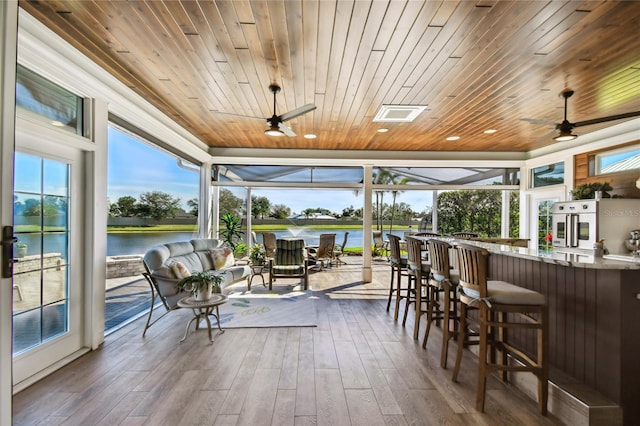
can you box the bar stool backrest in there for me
[427,239,452,279]
[405,236,423,273]
[455,243,489,298]
[387,234,403,265]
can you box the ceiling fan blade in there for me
[521,117,556,126]
[213,110,265,120]
[536,127,560,142]
[280,104,317,122]
[574,110,640,127]
[278,122,297,137]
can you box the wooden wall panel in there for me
[574,140,640,199]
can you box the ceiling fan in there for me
[216,83,316,137]
[522,89,640,142]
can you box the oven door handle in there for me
[569,214,578,247]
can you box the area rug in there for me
[218,284,317,328]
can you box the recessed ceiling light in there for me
[483,129,497,134]
[304,134,317,139]
[446,136,460,141]
[377,128,389,133]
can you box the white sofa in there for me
[141,238,251,336]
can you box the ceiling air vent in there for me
[373,105,427,122]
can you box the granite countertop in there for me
[450,239,640,270]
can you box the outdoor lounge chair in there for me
[307,233,336,270]
[333,232,349,265]
[269,238,309,290]
[262,232,277,258]
[372,230,388,258]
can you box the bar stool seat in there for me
[459,281,545,306]
[452,243,548,415]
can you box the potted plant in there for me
[571,182,613,200]
[249,244,266,266]
[234,242,248,258]
[220,213,244,252]
[14,242,27,258]
[177,270,225,301]
[249,243,266,267]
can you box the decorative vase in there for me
[15,246,27,258]
[194,285,213,301]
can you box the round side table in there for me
[177,294,227,343]
[248,265,266,290]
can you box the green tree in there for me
[341,205,356,218]
[137,191,181,220]
[219,188,243,218]
[509,191,520,238]
[21,196,65,217]
[392,201,414,221]
[186,198,198,216]
[437,189,510,237]
[438,190,476,235]
[270,204,290,219]
[251,195,271,219]
[22,198,41,216]
[113,195,137,217]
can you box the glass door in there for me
[12,145,84,385]
[529,188,563,251]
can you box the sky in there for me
[107,127,433,214]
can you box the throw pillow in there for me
[169,261,191,279]
[209,247,235,270]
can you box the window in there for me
[531,162,564,188]
[594,145,640,175]
[15,64,84,136]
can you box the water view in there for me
[106,228,407,256]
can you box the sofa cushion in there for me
[210,247,234,270]
[169,261,191,279]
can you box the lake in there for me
[107,229,407,256]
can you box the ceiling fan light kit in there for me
[265,126,284,137]
[554,131,577,142]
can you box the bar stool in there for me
[386,234,411,322]
[452,243,548,415]
[425,239,460,368]
[405,236,431,339]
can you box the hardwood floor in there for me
[13,257,565,425]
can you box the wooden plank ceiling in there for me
[20,0,640,153]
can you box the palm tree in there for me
[388,174,410,234]
[372,169,392,231]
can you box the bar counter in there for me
[454,239,640,425]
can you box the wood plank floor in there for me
[13,257,565,425]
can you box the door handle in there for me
[2,226,17,278]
